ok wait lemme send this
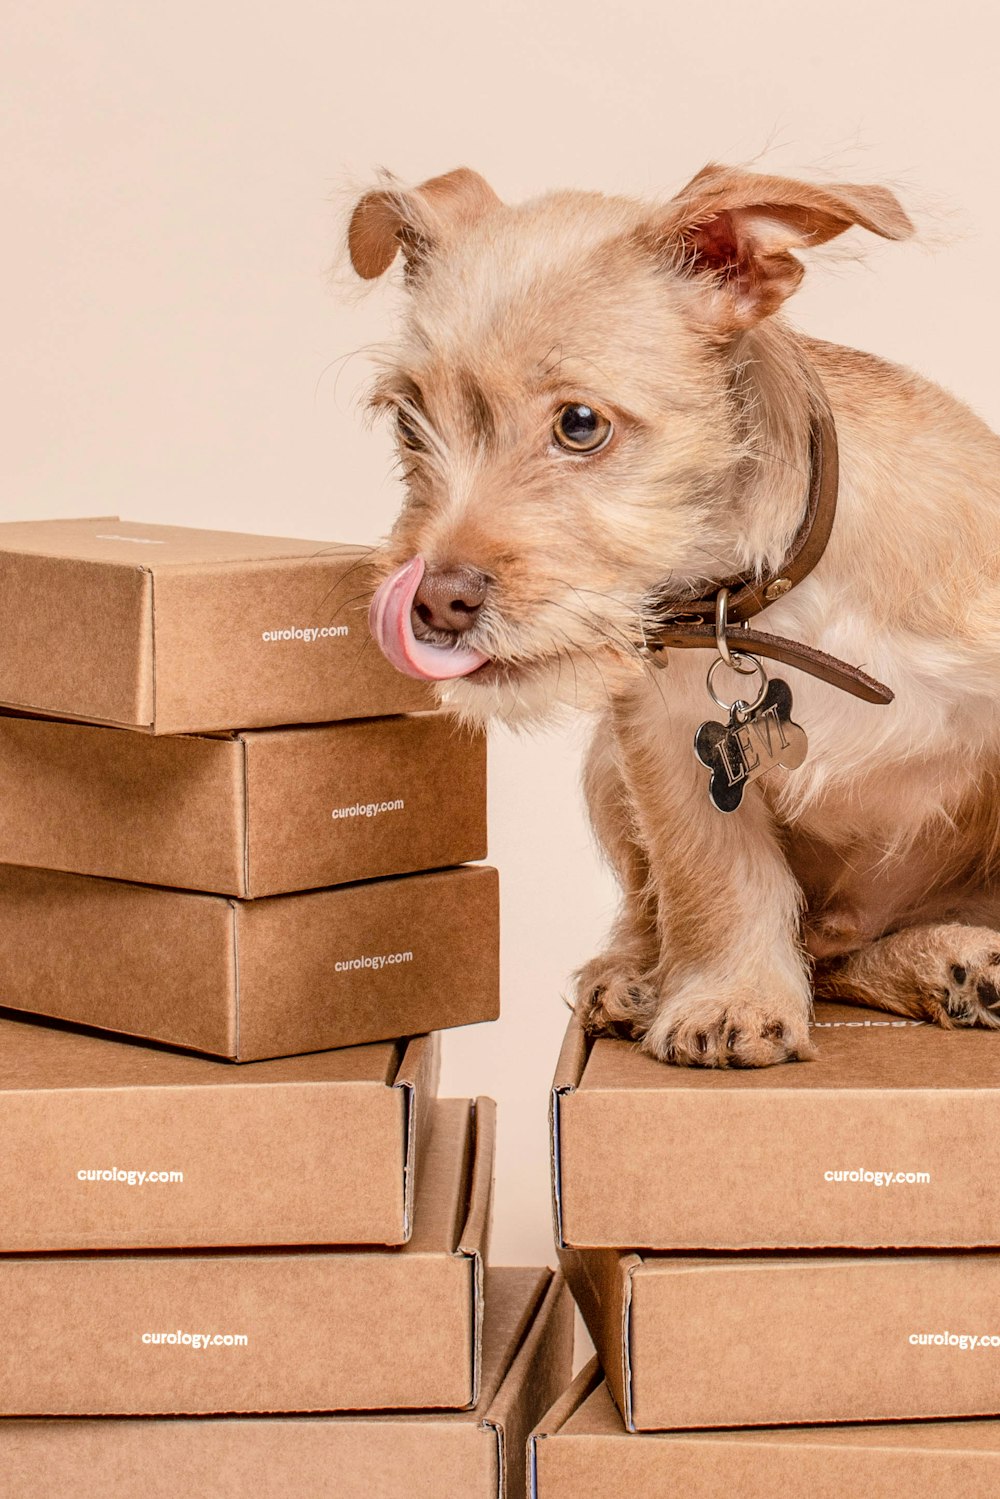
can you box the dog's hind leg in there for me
[573,716,661,1039]
[815,923,1000,1028]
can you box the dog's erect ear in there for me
[646,163,914,330]
[348,168,501,281]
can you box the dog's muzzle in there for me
[369,555,490,681]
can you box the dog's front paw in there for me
[643,993,815,1069]
[903,927,1000,1029]
[816,923,1000,1029]
[573,953,658,1041]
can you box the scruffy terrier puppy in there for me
[350,163,1000,1067]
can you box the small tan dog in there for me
[350,163,1000,1067]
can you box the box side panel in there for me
[151,560,431,733]
[409,1100,478,1253]
[460,1097,498,1408]
[631,1253,1000,1430]
[0,1079,406,1251]
[0,554,152,725]
[245,714,487,896]
[0,867,236,1056]
[397,1033,443,1243]
[0,1417,493,1498]
[460,1097,497,1259]
[488,1273,575,1499]
[550,1019,588,1250]
[558,1087,1000,1251]
[530,1362,601,1443]
[235,865,499,1060]
[0,1249,478,1415]
[0,716,246,894]
[532,1429,1000,1497]
[556,1249,634,1427]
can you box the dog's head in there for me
[350,164,910,725]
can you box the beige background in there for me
[2,0,999,1270]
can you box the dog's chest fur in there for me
[620,355,1000,957]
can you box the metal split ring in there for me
[706,652,769,717]
[714,587,756,674]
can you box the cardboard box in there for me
[0,1096,493,1416]
[0,710,487,896]
[0,1011,439,1251]
[0,1267,573,1499]
[0,862,499,1060]
[0,516,431,733]
[560,1241,1000,1430]
[552,1002,1000,1251]
[531,1361,1000,1499]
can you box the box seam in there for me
[147,565,157,732]
[550,1084,573,1251]
[468,1096,485,1409]
[239,735,251,898]
[399,1070,417,1242]
[623,1257,637,1432]
[528,1433,540,1499]
[230,900,241,1061]
[481,1420,504,1499]
[469,1243,485,1408]
[457,1097,493,1410]
[0,698,156,731]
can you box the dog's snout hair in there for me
[350,160,1000,1066]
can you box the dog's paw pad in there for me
[934,936,1000,1029]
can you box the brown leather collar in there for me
[644,382,894,706]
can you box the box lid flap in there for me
[580,1002,999,1093]
[0,1009,402,1093]
[395,1034,441,1241]
[409,1097,491,1255]
[486,1271,574,1498]
[553,1374,1000,1452]
[0,517,364,570]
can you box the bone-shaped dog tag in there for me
[695,677,807,813]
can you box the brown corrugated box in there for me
[0,862,499,1059]
[552,1002,1000,1251]
[0,1097,493,1416]
[0,1011,439,1251]
[531,1362,1000,1499]
[0,517,431,733]
[560,1240,1000,1430]
[0,710,486,896]
[1,1267,574,1499]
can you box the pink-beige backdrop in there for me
[3,0,998,1276]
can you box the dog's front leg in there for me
[574,715,661,1039]
[613,684,815,1068]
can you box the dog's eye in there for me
[395,408,424,451]
[553,403,613,453]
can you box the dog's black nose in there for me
[413,565,488,635]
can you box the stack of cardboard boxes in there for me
[534,1003,1000,1494]
[0,517,573,1497]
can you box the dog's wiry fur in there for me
[349,163,1000,1065]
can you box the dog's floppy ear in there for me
[348,167,501,281]
[646,163,913,330]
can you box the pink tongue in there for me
[369,556,490,681]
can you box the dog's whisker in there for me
[310,547,382,621]
[314,343,387,408]
[538,597,646,660]
[536,576,654,639]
